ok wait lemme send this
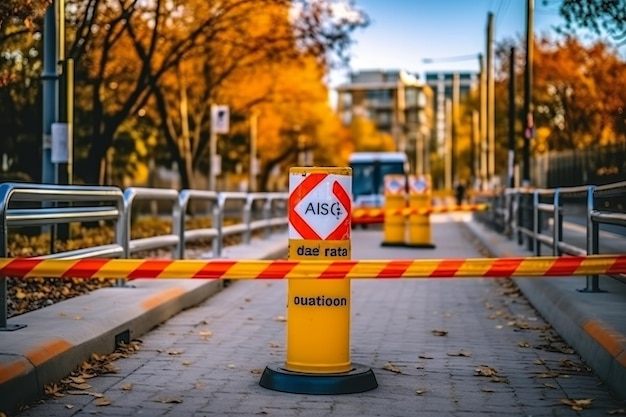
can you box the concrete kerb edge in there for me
[463,219,626,400]
[0,236,289,415]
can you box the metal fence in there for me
[474,181,626,292]
[0,182,288,331]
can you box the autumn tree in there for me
[65,0,368,187]
[0,0,51,179]
[557,0,626,45]
[531,36,626,150]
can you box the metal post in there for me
[444,98,452,191]
[479,54,487,189]
[249,113,258,192]
[508,47,516,188]
[42,1,59,185]
[451,72,459,183]
[522,0,534,185]
[583,186,601,292]
[486,12,495,185]
[533,190,540,255]
[552,189,561,256]
[209,128,217,191]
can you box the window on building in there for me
[377,110,392,127]
[366,89,392,105]
[405,88,417,107]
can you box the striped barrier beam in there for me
[352,204,489,221]
[385,204,490,217]
[1,255,625,280]
[352,208,385,224]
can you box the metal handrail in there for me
[0,183,125,331]
[0,183,289,331]
[475,182,626,292]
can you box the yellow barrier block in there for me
[259,166,377,394]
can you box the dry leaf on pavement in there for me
[431,329,448,336]
[154,397,183,404]
[447,350,472,357]
[382,362,402,374]
[560,398,592,411]
[94,397,112,406]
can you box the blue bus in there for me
[349,152,408,208]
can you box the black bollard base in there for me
[259,363,377,395]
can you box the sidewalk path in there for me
[14,217,626,416]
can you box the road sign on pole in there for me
[211,105,229,134]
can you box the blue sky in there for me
[329,0,566,87]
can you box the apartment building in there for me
[335,69,433,173]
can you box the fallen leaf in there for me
[64,404,74,409]
[560,398,592,411]
[154,397,183,404]
[250,368,264,374]
[474,366,498,377]
[533,359,545,365]
[44,383,65,398]
[543,383,558,389]
[121,383,133,391]
[431,329,448,337]
[182,361,192,366]
[481,387,495,393]
[534,371,561,378]
[94,397,112,406]
[227,364,237,369]
[168,350,182,356]
[517,341,530,348]
[199,331,212,340]
[418,355,433,359]
[559,358,589,372]
[274,316,287,322]
[73,315,82,320]
[447,350,472,357]
[608,409,626,415]
[415,388,427,395]
[66,391,104,398]
[268,342,281,348]
[68,382,91,390]
[382,362,402,374]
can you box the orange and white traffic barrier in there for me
[380,174,407,246]
[2,255,625,279]
[406,174,435,248]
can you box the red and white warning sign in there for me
[384,174,406,195]
[409,175,429,195]
[288,168,352,240]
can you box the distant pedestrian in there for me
[455,182,466,206]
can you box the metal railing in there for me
[0,183,288,331]
[474,181,626,292]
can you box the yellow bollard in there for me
[405,174,436,248]
[380,174,407,247]
[259,167,377,394]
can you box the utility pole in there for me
[486,12,495,187]
[479,54,487,190]
[445,98,452,191]
[472,110,479,181]
[523,0,534,185]
[451,72,459,184]
[508,47,516,188]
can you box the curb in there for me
[463,219,626,400]
[0,234,289,415]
